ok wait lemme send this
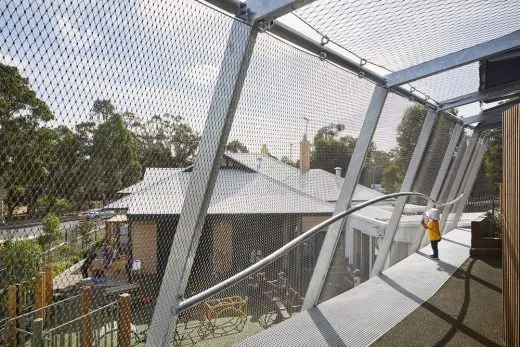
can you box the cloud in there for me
[56,15,99,48]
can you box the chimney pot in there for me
[300,136,310,173]
[335,167,342,177]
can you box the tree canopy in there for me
[381,105,427,193]
[226,140,249,153]
[0,64,202,219]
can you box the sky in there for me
[1,0,510,160]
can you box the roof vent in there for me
[335,167,342,177]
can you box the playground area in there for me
[1,265,306,346]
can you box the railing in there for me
[173,192,462,316]
[465,193,499,213]
[0,293,82,345]
[42,301,119,347]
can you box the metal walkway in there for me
[237,229,471,347]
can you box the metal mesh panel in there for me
[291,1,520,106]
[440,129,475,232]
[388,114,458,262]
[317,93,418,302]
[413,115,458,195]
[163,29,380,344]
[1,0,240,344]
[174,232,323,346]
[0,0,506,345]
[294,0,520,86]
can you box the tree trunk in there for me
[7,205,15,220]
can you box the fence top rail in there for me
[43,300,117,335]
[2,293,82,324]
[174,192,464,315]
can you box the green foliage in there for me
[0,240,41,285]
[226,140,249,153]
[381,105,427,193]
[1,63,202,218]
[35,194,71,216]
[485,210,503,238]
[359,150,391,187]
[311,123,358,176]
[0,63,55,219]
[484,134,502,191]
[136,113,200,170]
[38,213,61,249]
[381,161,403,193]
[74,218,96,249]
[86,101,142,202]
[48,244,80,276]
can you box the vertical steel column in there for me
[302,85,388,310]
[440,131,480,233]
[146,21,257,347]
[410,123,464,252]
[370,108,437,277]
[451,136,489,228]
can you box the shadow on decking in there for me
[373,257,503,347]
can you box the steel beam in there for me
[370,108,437,277]
[476,122,502,131]
[451,138,489,228]
[145,22,258,347]
[464,111,502,125]
[438,81,520,111]
[439,131,480,233]
[409,123,464,253]
[302,85,388,310]
[247,0,317,23]
[463,99,520,125]
[385,30,520,87]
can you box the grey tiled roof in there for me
[107,169,334,215]
[226,153,384,202]
[118,168,185,194]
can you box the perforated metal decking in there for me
[236,229,471,347]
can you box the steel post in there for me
[370,108,437,277]
[440,131,480,233]
[302,85,388,310]
[145,21,257,347]
[410,123,464,252]
[451,137,489,228]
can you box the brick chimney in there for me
[260,144,269,155]
[300,135,310,173]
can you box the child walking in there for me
[420,208,441,259]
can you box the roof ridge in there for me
[225,153,335,208]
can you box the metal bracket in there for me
[321,35,330,46]
[319,52,327,61]
[257,20,275,32]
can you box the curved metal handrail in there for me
[173,191,462,315]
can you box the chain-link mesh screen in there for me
[1,0,242,344]
[0,0,505,345]
[387,113,458,263]
[440,129,476,233]
[464,132,501,215]
[317,93,417,302]
[445,136,489,233]
[294,0,520,103]
[161,27,381,344]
